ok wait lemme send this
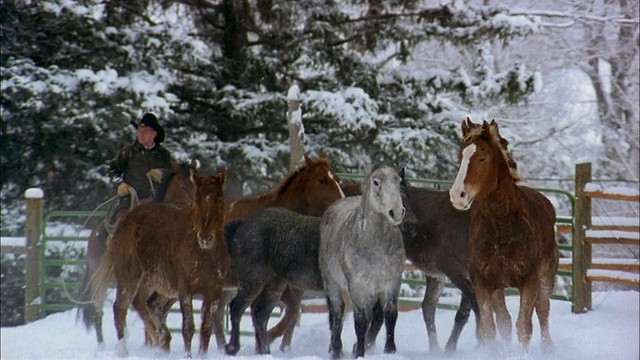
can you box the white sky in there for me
[1,291,638,360]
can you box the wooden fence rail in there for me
[571,162,640,313]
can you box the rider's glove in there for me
[117,182,133,197]
[146,168,165,183]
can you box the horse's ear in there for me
[486,120,500,141]
[190,158,201,171]
[304,154,312,164]
[461,118,470,137]
[490,119,500,135]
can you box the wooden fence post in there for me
[287,84,305,171]
[24,188,44,323]
[572,163,592,313]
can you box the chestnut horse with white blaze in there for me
[449,120,558,354]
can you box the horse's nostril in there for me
[460,191,466,198]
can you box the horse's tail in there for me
[76,267,97,331]
[224,219,244,252]
[89,243,117,316]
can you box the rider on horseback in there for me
[105,112,174,229]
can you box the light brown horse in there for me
[225,154,345,222]
[90,170,228,357]
[449,120,558,354]
[147,154,345,351]
[76,160,198,344]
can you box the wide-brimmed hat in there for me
[130,113,165,143]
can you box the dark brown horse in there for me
[449,120,558,354]
[147,155,345,349]
[76,160,198,344]
[90,170,228,357]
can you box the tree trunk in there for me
[583,0,639,180]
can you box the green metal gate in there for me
[39,210,104,317]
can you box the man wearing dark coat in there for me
[106,112,173,226]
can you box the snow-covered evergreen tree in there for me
[2,0,541,233]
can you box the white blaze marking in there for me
[329,171,346,198]
[450,144,476,206]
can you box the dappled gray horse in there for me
[319,162,406,359]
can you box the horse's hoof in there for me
[280,344,291,353]
[197,349,208,358]
[225,344,239,356]
[116,339,128,358]
[383,345,397,354]
[257,347,271,355]
[352,343,365,358]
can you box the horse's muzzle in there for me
[197,233,215,249]
[388,206,405,226]
[449,190,473,211]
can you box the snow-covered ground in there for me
[1,290,638,360]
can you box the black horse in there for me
[224,207,325,356]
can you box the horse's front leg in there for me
[364,300,384,350]
[178,292,195,358]
[491,289,512,345]
[352,297,374,358]
[211,290,231,350]
[198,287,221,356]
[516,281,538,354]
[422,275,444,353]
[225,283,263,356]
[325,287,345,359]
[474,283,498,353]
[382,293,399,355]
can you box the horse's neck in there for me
[226,192,278,222]
[163,182,192,204]
[358,198,393,235]
[273,190,307,213]
[473,178,524,217]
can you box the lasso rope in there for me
[60,190,139,306]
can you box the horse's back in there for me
[404,186,470,275]
[519,185,557,226]
[231,207,324,289]
[113,203,190,261]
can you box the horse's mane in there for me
[275,157,331,195]
[464,123,521,182]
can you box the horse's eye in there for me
[373,179,380,187]
[479,157,487,163]
[319,179,326,185]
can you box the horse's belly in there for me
[474,257,534,289]
[144,273,179,298]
